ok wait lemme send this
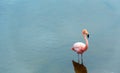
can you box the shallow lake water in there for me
[0,0,120,73]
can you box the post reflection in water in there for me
[72,60,87,73]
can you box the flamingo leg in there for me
[81,54,83,64]
[78,54,80,63]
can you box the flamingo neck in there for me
[83,35,88,49]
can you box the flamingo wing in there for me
[73,42,85,54]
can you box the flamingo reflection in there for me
[72,60,87,73]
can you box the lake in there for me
[0,0,120,73]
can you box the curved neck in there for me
[83,35,88,48]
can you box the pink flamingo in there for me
[71,29,89,64]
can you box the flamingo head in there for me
[82,29,89,38]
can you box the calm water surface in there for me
[0,0,120,73]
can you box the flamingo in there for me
[71,29,89,64]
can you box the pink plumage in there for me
[72,42,86,54]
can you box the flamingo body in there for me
[72,42,86,54]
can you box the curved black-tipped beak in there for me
[87,34,89,38]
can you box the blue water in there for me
[0,0,120,73]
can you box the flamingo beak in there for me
[87,34,89,38]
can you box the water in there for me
[0,0,120,73]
